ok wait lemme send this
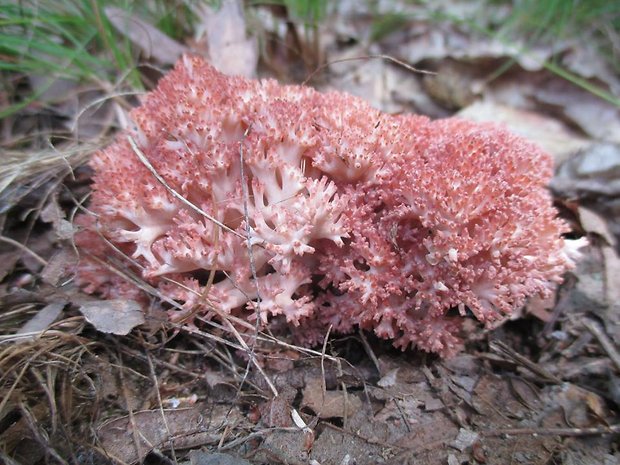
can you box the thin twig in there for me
[146,352,178,464]
[312,325,333,427]
[489,340,562,384]
[235,125,278,398]
[483,424,620,437]
[127,135,242,238]
[583,318,620,372]
[238,124,263,331]
[302,54,435,86]
[358,329,381,376]
[0,235,48,266]
[72,91,142,134]
[118,353,150,462]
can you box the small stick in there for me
[489,340,562,384]
[0,235,48,266]
[127,135,242,238]
[483,424,620,437]
[583,318,620,372]
[302,54,435,86]
[146,351,177,463]
[358,330,381,376]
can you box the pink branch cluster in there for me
[76,56,581,357]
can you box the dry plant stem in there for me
[117,353,148,463]
[358,329,381,376]
[0,235,48,266]
[542,276,576,337]
[483,424,620,437]
[72,91,142,134]
[146,351,178,463]
[187,339,253,387]
[254,334,339,361]
[131,126,279,397]
[219,430,271,451]
[90,229,256,332]
[86,253,183,311]
[20,404,68,465]
[0,361,30,416]
[301,54,435,86]
[90,250,255,351]
[183,325,246,353]
[120,347,201,379]
[126,137,286,394]
[0,451,20,465]
[0,327,80,344]
[320,325,331,397]
[583,318,620,371]
[322,422,409,451]
[235,124,275,400]
[30,367,58,434]
[223,319,278,397]
[393,397,412,433]
[489,340,563,383]
[238,125,262,321]
[184,323,278,397]
[127,135,242,238]
[341,379,349,429]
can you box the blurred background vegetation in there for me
[1,0,618,120]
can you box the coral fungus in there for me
[76,55,581,357]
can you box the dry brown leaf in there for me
[105,7,188,65]
[0,250,21,282]
[40,196,74,241]
[373,11,566,72]
[301,379,362,419]
[377,368,399,387]
[15,302,65,337]
[601,248,620,343]
[256,430,311,465]
[97,406,240,464]
[562,43,620,96]
[458,101,590,164]
[188,450,252,465]
[260,391,294,428]
[192,0,258,77]
[451,428,479,452]
[79,299,144,335]
[41,248,78,286]
[534,82,620,143]
[553,143,620,199]
[578,207,620,336]
[579,207,617,248]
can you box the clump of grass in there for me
[0,0,205,218]
[281,0,329,25]
[499,0,619,46]
[0,0,202,120]
[370,12,411,42]
[490,0,620,106]
[0,1,131,119]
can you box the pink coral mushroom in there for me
[76,55,582,357]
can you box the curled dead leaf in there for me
[79,299,144,335]
[105,7,188,65]
[192,0,258,77]
[16,302,65,338]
